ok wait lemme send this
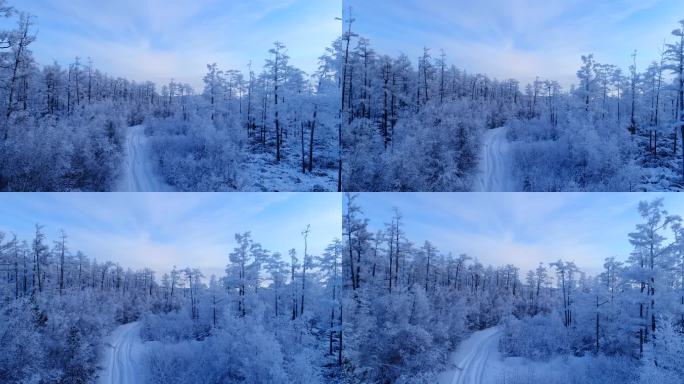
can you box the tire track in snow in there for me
[98,322,144,384]
[440,327,501,384]
[473,127,513,192]
[117,125,173,192]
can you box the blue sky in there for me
[0,193,341,279]
[347,0,684,87]
[12,0,339,90]
[354,193,684,276]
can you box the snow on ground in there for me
[488,354,602,384]
[243,151,337,192]
[639,165,684,191]
[97,322,146,384]
[438,327,502,384]
[473,127,515,192]
[438,326,612,384]
[117,125,174,192]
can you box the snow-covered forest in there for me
[0,0,341,192]
[342,194,684,383]
[340,11,684,191]
[145,42,340,192]
[0,225,344,383]
[4,0,684,191]
[0,0,131,191]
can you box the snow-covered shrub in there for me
[0,101,126,191]
[508,114,641,191]
[499,354,637,384]
[0,291,121,383]
[344,101,482,191]
[640,321,684,384]
[147,112,247,191]
[146,320,288,384]
[347,285,464,383]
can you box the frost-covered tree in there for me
[665,20,684,178]
[1,222,342,383]
[627,199,679,358]
[265,41,288,162]
[343,196,684,383]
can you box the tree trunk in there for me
[338,12,354,192]
[308,107,317,172]
[329,307,335,355]
[301,122,306,173]
[338,302,343,366]
[596,296,600,353]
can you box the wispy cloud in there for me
[356,192,682,276]
[17,0,340,89]
[0,193,341,278]
[348,0,684,87]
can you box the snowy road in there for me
[473,127,513,192]
[439,327,501,384]
[98,322,145,384]
[117,125,172,192]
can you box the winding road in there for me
[117,125,173,192]
[473,127,513,192]
[439,327,501,384]
[98,322,145,384]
